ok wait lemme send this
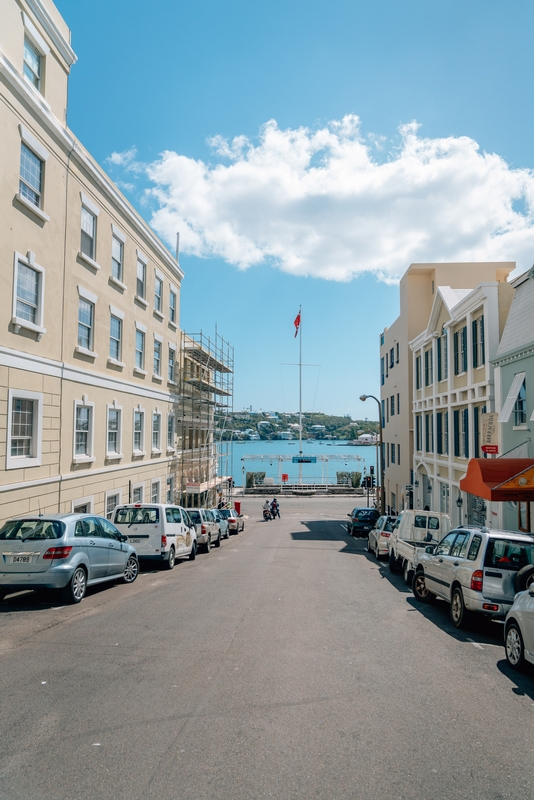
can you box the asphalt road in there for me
[1,496,534,800]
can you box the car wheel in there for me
[505,622,525,670]
[450,586,471,629]
[204,536,211,553]
[403,561,413,586]
[514,565,534,593]
[412,570,435,604]
[389,550,400,573]
[123,555,139,583]
[62,566,87,604]
[189,542,197,561]
[214,532,221,548]
[165,547,175,570]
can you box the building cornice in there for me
[492,343,534,368]
[25,0,77,66]
[0,52,184,281]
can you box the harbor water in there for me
[219,439,379,487]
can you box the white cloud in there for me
[119,116,534,281]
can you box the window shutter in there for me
[437,337,442,382]
[454,409,460,457]
[454,332,459,375]
[472,319,478,369]
[463,408,469,458]
[461,327,468,372]
[437,412,443,454]
[480,316,485,365]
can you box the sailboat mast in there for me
[299,305,302,455]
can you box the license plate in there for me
[12,555,31,563]
[130,539,141,544]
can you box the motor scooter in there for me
[263,508,272,521]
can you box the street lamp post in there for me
[360,394,385,515]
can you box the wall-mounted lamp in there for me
[456,495,463,509]
[414,479,419,487]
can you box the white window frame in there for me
[16,125,50,221]
[109,225,127,289]
[73,395,95,464]
[6,388,43,470]
[12,251,46,338]
[105,489,122,520]
[154,270,164,317]
[79,193,101,270]
[153,334,163,379]
[132,482,144,503]
[22,14,49,94]
[168,345,176,382]
[76,286,98,357]
[108,306,124,365]
[71,495,95,514]
[169,285,177,326]
[133,405,145,455]
[166,475,174,504]
[151,479,161,503]
[134,322,147,375]
[136,250,148,305]
[106,401,123,460]
[152,409,162,455]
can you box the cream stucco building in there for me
[380,263,514,516]
[0,0,231,522]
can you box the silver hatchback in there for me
[0,513,139,604]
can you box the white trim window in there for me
[169,288,177,324]
[23,36,42,90]
[152,411,161,453]
[135,328,145,370]
[111,235,123,282]
[166,476,174,504]
[106,404,122,457]
[133,408,145,454]
[105,491,121,520]
[78,296,94,351]
[154,274,163,313]
[12,252,46,338]
[153,338,162,376]
[167,413,175,450]
[151,480,160,503]
[132,483,144,503]
[19,143,43,208]
[168,346,175,381]
[81,206,97,261]
[73,397,95,462]
[109,314,122,361]
[136,258,146,299]
[6,389,43,470]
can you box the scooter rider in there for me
[263,499,271,521]
[271,498,280,519]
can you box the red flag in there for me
[294,311,301,338]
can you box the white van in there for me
[113,504,197,569]
[388,509,451,584]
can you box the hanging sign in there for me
[481,413,499,452]
[292,456,317,464]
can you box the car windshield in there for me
[384,519,395,532]
[0,519,64,540]
[484,538,534,571]
[218,510,233,519]
[114,507,159,524]
[188,510,202,524]
[355,510,375,520]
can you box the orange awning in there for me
[460,458,534,501]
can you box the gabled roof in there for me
[496,272,534,356]
[424,286,472,339]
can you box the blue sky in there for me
[55,0,534,418]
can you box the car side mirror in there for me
[347,513,351,517]
[425,545,435,554]
[119,534,128,543]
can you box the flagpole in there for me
[299,305,302,484]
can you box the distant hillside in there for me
[217,411,379,441]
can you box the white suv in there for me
[187,508,221,552]
[412,526,534,628]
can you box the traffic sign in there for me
[292,456,317,463]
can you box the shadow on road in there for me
[403,592,505,645]
[290,519,363,553]
[496,657,534,697]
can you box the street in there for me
[1,496,533,800]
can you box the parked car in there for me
[388,509,451,584]
[504,582,534,670]
[367,515,396,558]
[347,507,380,537]
[187,508,221,552]
[113,504,197,567]
[217,508,245,534]
[212,509,230,539]
[0,514,139,604]
[412,526,534,628]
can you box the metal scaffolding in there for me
[176,328,234,508]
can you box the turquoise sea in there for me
[218,439,379,486]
